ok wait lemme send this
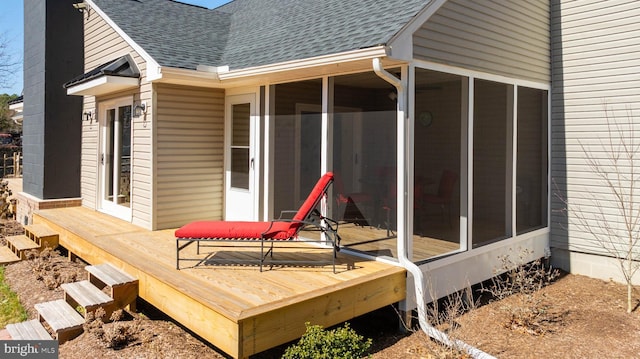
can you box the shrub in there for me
[481,248,560,335]
[282,322,372,359]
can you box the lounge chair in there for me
[175,172,341,272]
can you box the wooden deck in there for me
[33,207,406,358]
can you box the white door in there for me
[99,98,132,221]
[225,94,257,221]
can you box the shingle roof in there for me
[8,95,23,106]
[91,0,429,71]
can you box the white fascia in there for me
[217,46,389,80]
[156,66,223,87]
[85,0,162,80]
[8,102,23,112]
[66,76,139,96]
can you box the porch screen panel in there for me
[231,103,250,189]
[273,79,322,216]
[517,87,548,234]
[413,68,465,261]
[331,71,398,258]
[473,79,513,247]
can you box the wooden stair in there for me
[0,245,19,264]
[5,234,39,260]
[61,280,114,319]
[0,223,59,264]
[5,263,138,343]
[25,223,59,250]
[86,263,139,312]
[6,319,52,340]
[35,299,85,344]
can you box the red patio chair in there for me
[175,172,341,272]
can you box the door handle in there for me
[101,154,104,165]
[250,158,254,169]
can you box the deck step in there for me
[6,235,39,259]
[35,299,85,344]
[6,319,52,340]
[0,245,20,264]
[61,280,114,319]
[24,223,59,249]
[86,263,139,312]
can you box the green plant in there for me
[282,322,372,359]
[0,265,28,328]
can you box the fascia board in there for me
[152,66,224,88]
[9,102,23,111]
[218,46,390,80]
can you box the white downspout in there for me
[372,58,495,359]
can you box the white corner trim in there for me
[85,0,161,78]
[218,46,390,80]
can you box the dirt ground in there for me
[2,219,640,358]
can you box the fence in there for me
[1,152,22,178]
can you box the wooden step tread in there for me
[24,223,58,238]
[0,246,20,264]
[6,319,51,340]
[61,280,113,308]
[35,299,85,333]
[6,235,39,251]
[86,263,137,287]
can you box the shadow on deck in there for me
[33,207,406,358]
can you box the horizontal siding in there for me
[414,0,550,83]
[81,11,153,228]
[550,0,640,257]
[155,84,225,229]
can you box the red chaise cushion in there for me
[175,220,297,240]
[175,172,334,240]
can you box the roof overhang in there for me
[66,75,139,96]
[8,101,23,112]
[8,100,23,125]
[150,46,402,89]
[65,54,140,96]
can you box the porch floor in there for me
[33,207,406,358]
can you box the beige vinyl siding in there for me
[82,11,153,228]
[550,0,640,256]
[414,0,550,83]
[155,84,225,230]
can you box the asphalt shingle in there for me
[91,0,430,71]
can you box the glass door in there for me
[225,94,257,221]
[99,99,132,221]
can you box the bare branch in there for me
[561,106,640,313]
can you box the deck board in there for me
[33,207,406,358]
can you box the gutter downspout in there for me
[372,58,495,359]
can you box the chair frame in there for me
[176,173,341,272]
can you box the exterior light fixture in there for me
[72,2,87,12]
[133,102,147,117]
[83,110,95,124]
